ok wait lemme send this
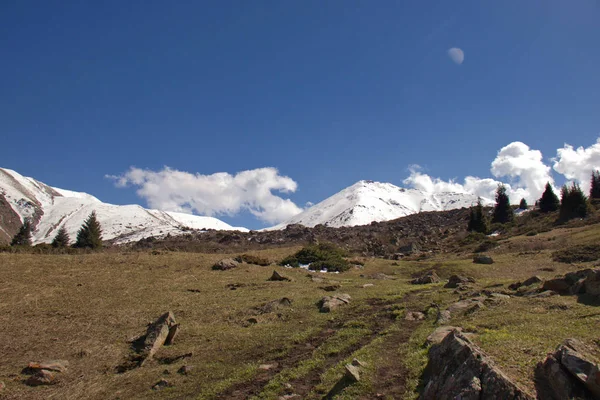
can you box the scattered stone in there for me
[444,275,475,288]
[536,338,600,399]
[177,365,193,375]
[258,363,278,371]
[422,330,533,399]
[211,258,239,271]
[268,270,291,281]
[369,273,396,280]
[425,326,463,346]
[344,364,361,383]
[405,311,426,321]
[320,284,341,292]
[361,283,375,288]
[436,309,452,325]
[318,294,351,313]
[26,360,69,373]
[255,298,293,314]
[324,364,361,399]
[473,255,494,264]
[447,298,486,316]
[411,270,441,284]
[531,290,558,298]
[25,370,57,386]
[152,379,171,390]
[131,311,179,366]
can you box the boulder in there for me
[324,364,361,399]
[134,311,179,366]
[422,330,533,400]
[318,294,351,313]
[425,326,463,346]
[445,275,475,288]
[268,270,291,281]
[541,268,600,300]
[473,255,494,264]
[536,338,600,399]
[26,360,69,373]
[509,276,542,291]
[25,370,57,386]
[411,270,441,285]
[212,258,239,271]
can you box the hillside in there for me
[0,168,247,245]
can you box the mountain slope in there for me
[0,168,247,245]
[269,180,484,229]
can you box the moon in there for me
[448,47,464,65]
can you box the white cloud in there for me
[448,47,464,65]
[404,141,555,203]
[108,166,303,224]
[553,138,600,193]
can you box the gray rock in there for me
[211,258,239,270]
[445,275,475,288]
[411,270,441,285]
[268,270,291,281]
[27,360,69,373]
[25,370,57,386]
[136,311,178,366]
[152,379,171,390]
[473,255,494,264]
[318,294,351,313]
[422,330,533,400]
[425,326,463,346]
[559,339,600,398]
[405,311,426,321]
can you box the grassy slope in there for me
[0,221,599,399]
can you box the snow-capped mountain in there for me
[269,180,484,229]
[0,168,247,245]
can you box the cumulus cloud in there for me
[404,141,555,204]
[108,167,303,224]
[553,138,600,193]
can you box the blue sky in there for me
[2,1,599,228]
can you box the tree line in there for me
[10,211,103,249]
[468,170,600,234]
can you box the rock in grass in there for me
[444,275,475,288]
[177,365,193,375]
[212,258,239,271]
[473,255,494,264]
[268,270,291,281]
[27,360,69,373]
[152,379,171,390]
[25,370,57,386]
[411,270,441,284]
[405,311,425,321]
[131,311,178,366]
[318,294,351,313]
[425,326,463,346]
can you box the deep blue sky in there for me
[2,1,599,228]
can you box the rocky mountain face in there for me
[269,180,483,229]
[0,168,247,245]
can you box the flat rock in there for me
[426,326,463,346]
[25,370,57,386]
[318,294,351,313]
[27,360,69,373]
[212,258,239,271]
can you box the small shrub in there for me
[280,243,349,272]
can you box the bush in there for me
[552,244,600,263]
[280,243,350,272]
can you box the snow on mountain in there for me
[0,168,247,245]
[269,180,484,229]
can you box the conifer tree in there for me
[590,170,600,200]
[492,185,513,224]
[467,198,489,234]
[539,182,560,213]
[559,183,588,221]
[74,211,103,249]
[519,198,528,210]
[11,219,32,246]
[51,226,70,248]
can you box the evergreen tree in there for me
[74,211,103,249]
[519,198,528,210]
[51,226,70,248]
[590,170,600,200]
[467,198,489,234]
[539,182,560,213]
[11,219,32,246]
[492,185,513,224]
[559,183,588,221]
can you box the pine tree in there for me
[468,198,489,234]
[51,226,70,248]
[559,183,588,221]
[74,211,103,249]
[539,182,560,213]
[519,198,528,210]
[590,170,600,200]
[11,219,32,246]
[492,185,513,224]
